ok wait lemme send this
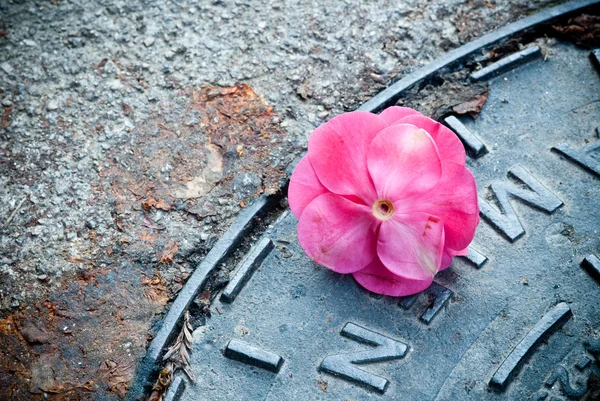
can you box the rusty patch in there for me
[0,83,297,401]
[158,242,178,264]
[104,84,289,205]
[1,105,12,129]
[101,83,294,266]
[0,266,170,401]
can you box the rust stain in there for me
[0,269,170,401]
[101,83,294,265]
[141,196,172,212]
[158,241,178,264]
[1,105,12,129]
[0,83,299,401]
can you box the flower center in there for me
[372,199,394,221]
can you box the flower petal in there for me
[377,212,445,281]
[353,258,433,297]
[288,156,328,218]
[308,111,387,204]
[298,193,378,274]
[378,106,422,125]
[395,115,466,166]
[441,251,452,270]
[396,161,479,252]
[367,124,442,201]
[441,247,469,271]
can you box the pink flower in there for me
[288,106,479,296]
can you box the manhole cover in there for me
[126,3,600,401]
[172,42,600,401]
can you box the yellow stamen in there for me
[372,199,394,221]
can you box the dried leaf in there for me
[162,344,178,362]
[183,326,193,345]
[183,365,196,382]
[452,92,488,118]
[553,14,600,49]
[180,346,190,366]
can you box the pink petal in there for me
[353,258,433,297]
[452,247,469,256]
[378,106,422,125]
[377,212,445,281]
[367,124,442,202]
[395,115,466,166]
[396,161,479,252]
[308,111,387,204]
[441,247,469,271]
[297,193,378,274]
[288,156,328,218]
[441,251,452,270]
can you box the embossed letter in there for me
[319,323,408,394]
[553,138,600,178]
[479,165,562,242]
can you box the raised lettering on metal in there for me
[420,282,453,324]
[444,115,488,158]
[553,138,600,178]
[479,165,563,242]
[397,282,454,324]
[319,323,409,394]
[575,356,591,371]
[581,254,600,283]
[224,339,284,373]
[459,246,488,269]
[591,49,600,70]
[544,366,587,398]
[470,45,542,81]
[221,237,274,303]
[489,302,572,389]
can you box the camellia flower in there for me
[288,106,479,296]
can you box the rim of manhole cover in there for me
[126,1,600,400]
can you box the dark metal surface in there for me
[125,3,600,400]
[174,41,600,401]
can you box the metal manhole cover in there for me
[171,42,600,401]
[126,3,600,401]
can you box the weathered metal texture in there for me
[175,41,600,400]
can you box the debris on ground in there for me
[553,14,600,49]
[0,266,169,400]
[398,71,489,120]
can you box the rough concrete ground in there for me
[0,0,565,399]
